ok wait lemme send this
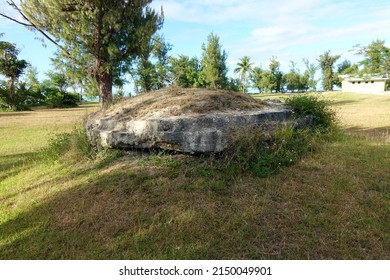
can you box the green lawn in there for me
[0,94,390,259]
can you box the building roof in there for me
[339,74,389,82]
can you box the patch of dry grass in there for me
[325,92,390,141]
[95,87,265,120]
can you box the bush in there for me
[0,83,34,111]
[214,95,337,177]
[44,87,79,108]
[285,94,336,131]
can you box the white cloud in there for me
[155,1,390,68]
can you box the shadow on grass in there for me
[343,125,390,140]
[1,140,390,260]
[0,113,32,117]
[0,167,225,259]
[329,98,366,106]
[0,153,38,182]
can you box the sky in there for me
[0,0,390,85]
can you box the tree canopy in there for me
[2,0,163,108]
[0,40,29,109]
[354,39,390,74]
[200,33,229,89]
[234,56,253,93]
[318,50,340,91]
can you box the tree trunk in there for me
[97,70,113,109]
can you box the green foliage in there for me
[215,94,336,177]
[249,67,264,93]
[284,61,310,93]
[169,55,201,88]
[335,59,359,87]
[0,81,35,111]
[44,90,79,108]
[354,39,390,74]
[302,58,318,92]
[51,51,99,99]
[0,40,29,109]
[41,123,122,164]
[234,56,253,93]
[337,59,358,75]
[250,57,284,93]
[134,34,172,92]
[16,0,163,107]
[40,69,79,108]
[269,56,284,93]
[286,94,336,131]
[200,33,229,89]
[219,124,314,178]
[284,61,308,92]
[41,125,95,162]
[23,66,46,105]
[0,41,28,79]
[226,78,241,92]
[318,50,341,91]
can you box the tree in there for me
[318,50,340,91]
[227,78,241,92]
[353,39,390,74]
[303,58,318,92]
[200,33,229,89]
[23,66,45,105]
[337,59,358,75]
[284,61,310,93]
[1,0,163,108]
[335,59,359,87]
[25,66,40,92]
[269,56,284,93]
[50,50,98,103]
[234,56,253,93]
[169,55,201,88]
[151,35,172,90]
[249,67,265,93]
[284,61,301,92]
[41,70,79,108]
[0,40,29,109]
[134,34,172,92]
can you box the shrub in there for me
[216,95,337,177]
[285,94,336,131]
[44,87,79,108]
[0,82,34,111]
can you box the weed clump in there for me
[215,95,337,177]
[220,124,311,177]
[40,124,122,164]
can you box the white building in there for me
[339,74,389,94]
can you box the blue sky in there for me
[1,0,390,83]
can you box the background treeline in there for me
[1,31,389,111]
[0,34,81,111]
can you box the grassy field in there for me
[0,93,390,259]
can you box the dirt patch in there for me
[95,87,265,120]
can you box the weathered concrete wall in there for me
[86,101,302,154]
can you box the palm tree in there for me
[234,56,253,93]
